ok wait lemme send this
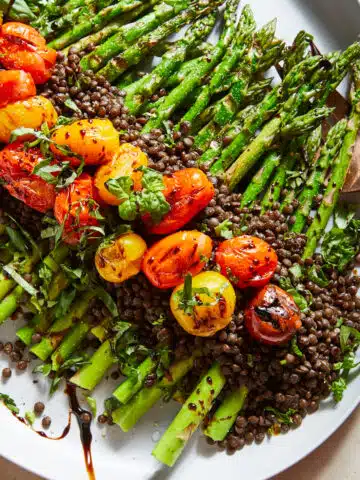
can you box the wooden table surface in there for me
[1,407,359,480]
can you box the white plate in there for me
[1,1,360,479]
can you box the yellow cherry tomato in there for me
[95,232,147,283]
[0,95,57,143]
[170,271,236,337]
[94,143,148,206]
[50,118,120,166]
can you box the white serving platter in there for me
[0,1,360,479]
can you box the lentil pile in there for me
[1,53,360,457]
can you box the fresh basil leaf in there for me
[340,325,360,353]
[334,204,356,229]
[307,264,329,287]
[56,116,73,127]
[291,336,303,357]
[215,219,234,239]
[64,98,81,114]
[33,363,52,377]
[96,287,118,318]
[331,377,347,402]
[5,226,28,253]
[264,407,297,425]
[32,160,61,184]
[289,263,302,280]
[139,166,165,192]
[118,196,137,221]
[106,176,133,202]
[322,219,360,272]
[3,264,38,296]
[54,287,77,319]
[137,189,170,223]
[279,277,308,311]
[0,393,19,414]
[25,410,35,426]
[9,127,48,144]
[1,0,36,21]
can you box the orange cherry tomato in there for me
[0,23,56,84]
[215,236,278,288]
[1,23,46,48]
[142,230,212,289]
[245,284,302,345]
[94,143,148,206]
[50,119,120,167]
[54,173,101,246]
[0,142,55,213]
[0,70,36,108]
[143,168,215,235]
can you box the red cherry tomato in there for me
[0,70,36,108]
[0,142,55,213]
[142,230,213,289]
[215,236,278,288]
[0,23,56,84]
[245,284,302,345]
[143,168,215,235]
[54,173,101,246]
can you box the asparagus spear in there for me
[81,0,190,72]
[49,0,160,51]
[175,5,257,130]
[164,56,208,89]
[204,385,248,441]
[97,0,220,82]
[291,119,348,233]
[51,320,92,371]
[282,30,313,77]
[70,339,115,390]
[240,152,281,207]
[112,355,158,404]
[303,62,360,258]
[30,290,97,361]
[152,362,226,467]
[112,355,195,431]
[141,0,241,133]
[123,13,217,114]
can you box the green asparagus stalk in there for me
[204,385,248,441]
[282,30,313,77]
[141,0,241,133]
[240,152,281,207]
[123,13,217,114]
[112,355,195,431]
[152,362,226,467]
[51,320,92,371]
[226,105,332,191]
[303,62,360,258]
[81,0,190,72]
[16,269,70,346]
[291,120,348,232]
[112,355,158,404]
[0,285,24,325]
[49,0,160,51]
[175,5,257,130]
[30,290,97,361]
[70,339,115,390]
[97,0,220,82]
[164,56,207,89]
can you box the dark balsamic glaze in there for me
[65,382,95,480]
[11,411,71,440]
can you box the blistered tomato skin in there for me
[0,95,58,144]
[95,232,147,283]
[0,142,55,213]
[142,230,213,289]
[143,168,215,235]
[0,70,36,108]
[245,284,302,345]
[215,235,278,288]
[50,119,120,166]
[170,271,236,337]
[54,173,100,246]
[94,143,148,206]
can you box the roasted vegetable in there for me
[0,70,36,108]
[54,173,101,245]
[143,168,214,235]
[94,143,148,206]
[50,118,120,166]
[215,236,278,288]
[0,22,56,83]
[0,95,58,143]
[245,284,301,345]
[95,232,147,283]
[142,230,212,289]
[0,141,55,212]
[170,271,236,337]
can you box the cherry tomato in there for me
[94,143,148,206]
[142,230,212,289]
[0,142,55,213]
[0,70,36,108]
[215,236,278,288]
[0,95,58,144]
[170,271,236,337]
[143,168,215,235]
[54,173,101,246]
[50,119,120,167]
[0,23,56,84]
[245,284,301,345]
[95,232,147,283]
